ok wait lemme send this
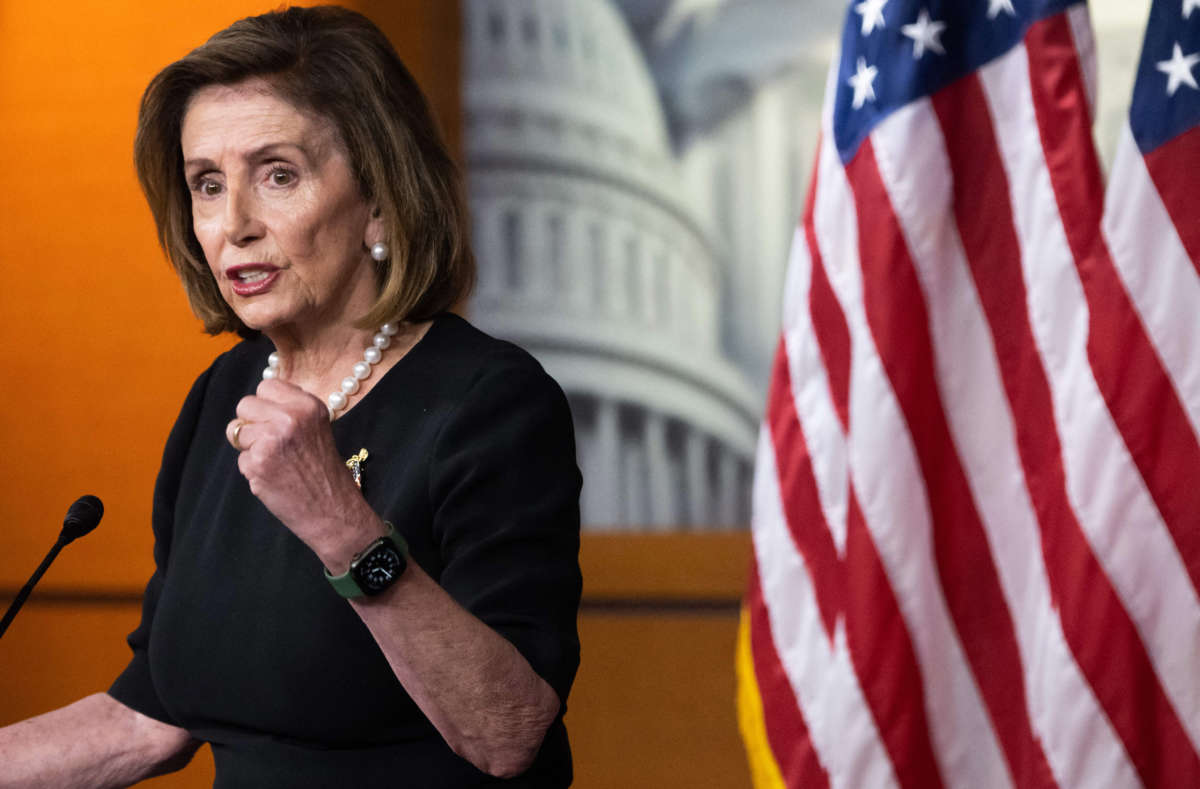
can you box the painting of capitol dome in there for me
[462,0,834,530]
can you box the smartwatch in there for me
[325,521,409,598]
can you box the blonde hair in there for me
[135,5,473,335]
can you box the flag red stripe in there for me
[1024,15,1200,785]
[845,136,1050,787]
[745,558,831,789]
[1143,126,1200,278]
[768,339,944,789]
[767,339,843,640]
[802,160,852,433]
[936,71,1173,789]
[1029,10,1200,604]
[841,490,945,789]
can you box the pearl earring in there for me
[370,242,389,262]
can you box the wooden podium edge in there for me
[4,531,754,611]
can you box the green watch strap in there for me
[324,521,407,598]
[325,563,368,598]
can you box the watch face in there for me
[353,543,405,595]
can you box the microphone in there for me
[60,494,104,544]
[0,495,104,639]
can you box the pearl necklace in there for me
[262,322,400,419]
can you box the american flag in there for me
[736,1,1200,787]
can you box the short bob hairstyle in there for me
[135,5,473,335]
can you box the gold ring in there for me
[230,420,247,451]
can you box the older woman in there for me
[0,6,581,787]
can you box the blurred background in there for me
[462,0,1151,534]
[0,1,1151,785]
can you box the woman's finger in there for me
[226,418,251,451]
[235,394,280,423]
[239,380,331,427]
[256,377,324,408]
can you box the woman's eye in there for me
[269,168,295,186]
[196,179,222,197]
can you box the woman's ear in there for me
[364,206,385,250]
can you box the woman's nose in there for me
[221,184,264,246]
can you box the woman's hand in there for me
[0,694,199,788]
[224,378,381,569]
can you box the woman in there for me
[0,6,581,787]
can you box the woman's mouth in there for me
[227,265,282,296]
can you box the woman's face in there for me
[181,80,381,336]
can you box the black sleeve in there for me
[429,352,582,703]
[108,366,213,725]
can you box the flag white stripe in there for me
[1066,4,1097,120]
[870,89,1137,789]
[811,132,1005,788]
[981,40,1200,751]
[780,226,849,555]
[752,430,896,789]
[1103,125,1200,437]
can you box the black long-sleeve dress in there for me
[109,313,582,787]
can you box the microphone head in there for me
[61,495,104,544]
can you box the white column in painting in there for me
[684,428,709,525]
[716,447,740,529]
[545,211,566,299]
[592,396,621,527]
[474,203,503,299]
[606,222,628,317]
[564,209,590,312]
[524,203,547,300]
[733,453,748,527]
[682,276,700,347]
[500,208,523,293]
[668,252,684,340]
[620,432,648,527]
[644,411,674,530]
[652,247,670,331]
[639,239,657,325]
[622,234,642,322]
[587,219,609,315]
[576,400,601,528]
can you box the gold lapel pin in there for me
[345,448,369,489]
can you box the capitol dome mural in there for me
[462,0,828,529]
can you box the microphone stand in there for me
[0,536,70,639]
[1,495,102,639]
